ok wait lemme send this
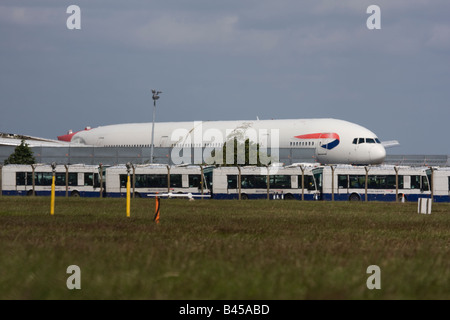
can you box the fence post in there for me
[237,166,241,200]
[0,164,2,197]
[430,167,434,202]
[394,166,399,202]
[99,163,103,198]
[364,166,369,202]
[64,164,69,197]
[31,164,36,196]
[167,165,171,194]
[200,165,204,197]
[300,165,305,201]
[331,165,335,201]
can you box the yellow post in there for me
[50,174,55,215]
[126,174,131,218]
[50,163,56,215]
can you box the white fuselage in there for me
[68,118,386,165]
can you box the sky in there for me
[0,0,449,155]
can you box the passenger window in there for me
[358,138,365,144]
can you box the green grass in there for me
[0,196,449,300]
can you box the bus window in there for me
[385,175,403,189]
[270,175,291,189]
[367,176,378,189]
[227,175,237,189]
[411,175,421,189]
[338,175,348,189]
[16,172,26,185]
[55,173,64,186]
[170,174,182,188]
[31,172,53,186]
[243,175,267,189]
[93,173,100,188]
[349,175,365,189]
[203,171,213,190]
[421,175,430,191]
[188,174,201,188]
[120,174,127,188]
[298,175,315,190]
[85,173,94,186]
[366,175,399,189]
[84,173,99,187]
[148,175,167,188]
[312,168,323,192]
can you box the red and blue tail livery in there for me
[294,133,340,150]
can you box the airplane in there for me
[57,118,398,165]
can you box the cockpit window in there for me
[353,137,382,145]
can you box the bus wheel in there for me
[134,192,142,198]
[70,191,80,197]
[284,193,295,200]
[398,194,406,202]
[27,190,34,196]
[240,194,249,200]
[349,193,361,201]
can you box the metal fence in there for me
[0,145,449,166]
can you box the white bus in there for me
[431,167,450,202]
[104,164,212,198]
[210,164,322,200]
[315,165,432,201]
[1,164,105,197]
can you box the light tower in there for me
[150,89,162,163]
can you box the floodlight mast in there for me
[150,90,162,164]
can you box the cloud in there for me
[427,24,450,50]
[0,5,61,27]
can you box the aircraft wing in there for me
[0,133,72,147]
[381,140,400,148]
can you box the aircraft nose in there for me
[370,145,386,164]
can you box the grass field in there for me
[0,196,449,300]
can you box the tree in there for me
[209,138,268,167]
[4,139,36,165]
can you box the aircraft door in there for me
[316,140,327,156]
[316,134,328,160]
